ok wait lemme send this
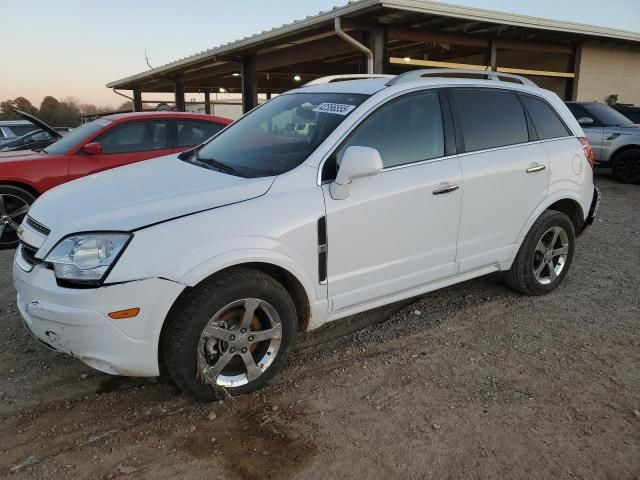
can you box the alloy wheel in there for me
[614,152,640,183]
[0,194,30,247]
[197,298,283,388]
[532,226,569,285]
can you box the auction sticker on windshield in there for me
[313,103,357,115]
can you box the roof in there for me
[100,111,233,123]
[107,0,640,90]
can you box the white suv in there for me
[13,70,600,401]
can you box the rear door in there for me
[173,119,226,153]
[69,119,172,179]
[450,88,549,273]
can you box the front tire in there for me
[0,185,35,250]
[504,210,575,296]
[162,268,297,402]
[611,149,640,184]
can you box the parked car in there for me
[612,103,640,124]
[13,70,599,401]
[0,120,39,145]
[565,101,640,184]
[0,111,232,248]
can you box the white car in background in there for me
[13,70,599,401]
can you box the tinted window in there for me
[10,125,38,136]
[566,103,590,121]
[96,120,169,154]
[45,119,110,155]
[522,96,570,140]
[176,120,224,147]
[336,92,444,169]
[584,103,633,126]
[192,93,368,178]
[453,90,528,152]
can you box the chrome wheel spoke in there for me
[249,323,282,343]
[0,196,7,216]
[535,242,547,254]
[0,224,5,239]
[241,352,261,381]
[202,325,232,341]
[549,228,560,248]
[201,350,234,381]
[547,262,557,281]
[534,261,546,279]
[241,298,261,329]
[10,204,29,218]
[552,245,568,257]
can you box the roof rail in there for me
[305,74,393,86]
[386,69,537,87]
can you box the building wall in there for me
[576,45,640,105]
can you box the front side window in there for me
[453,89,529,152]
[176,120,224,147]
[522,96,571,140]
[191,92,368,178]
[45,119,111,155]
[335,92,444,171]
[95,120,169,154]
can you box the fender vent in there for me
[317,216,327,283]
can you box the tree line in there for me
[0,96,133,127]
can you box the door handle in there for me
[432,184,460,195]
[526,164,546,173]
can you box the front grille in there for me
[19,241,39,267]
[26,216,51,236]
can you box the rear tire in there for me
[611,149,640,184]
[162,268,297,402]
[504,210,575,296]
[0,185,35,250]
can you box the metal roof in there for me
[107,0,640,89]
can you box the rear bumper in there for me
[581,187,601,234]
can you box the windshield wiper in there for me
[182,148,244,177]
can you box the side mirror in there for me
[83,142,103,155]
[330,146,383,200]
[577,116,594,126]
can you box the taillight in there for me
[579,137,595,166]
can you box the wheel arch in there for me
[610,144,640,163]
[158,260,314,374]
[0,180,41,198]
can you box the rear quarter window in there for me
[452,89,529,152]
[522,96,571,140]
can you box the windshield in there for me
[585,103,633,126]
[44,119,111,154]
[190,92,368,177]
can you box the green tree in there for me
[38,96,61,125]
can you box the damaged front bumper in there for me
[13,260,185,376]
[581,186,601,234]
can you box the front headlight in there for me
[45,233,132,285]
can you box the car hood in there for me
[28,155,276,239]
[13,109,62,139]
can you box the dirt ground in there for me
[1,171,639,479]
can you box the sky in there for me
[1,0,639,108]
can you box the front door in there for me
[322,91,462,313]
[69,119,173,179]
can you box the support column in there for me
[241,54,258,113]
[204,91,211,114]
[266,90,272,100]
[569,44,582,101]
[489,39,498,71]
[132,89,142,112]
[174,77,185,112]
[372,26,388,74]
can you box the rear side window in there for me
[522,96,570,140]
[96,120,170,154]
[336,92,444,169]
[176,120,224,147]
[452,90,528,152]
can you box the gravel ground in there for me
[0,171,639,479]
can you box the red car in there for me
[0,112,232,248]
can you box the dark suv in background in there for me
[566,101,640,184]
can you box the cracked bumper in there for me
[13,260,185,376]
[581,187,601,234]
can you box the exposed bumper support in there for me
[581,187,601,234]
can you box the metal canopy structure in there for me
[106,0,640,113]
